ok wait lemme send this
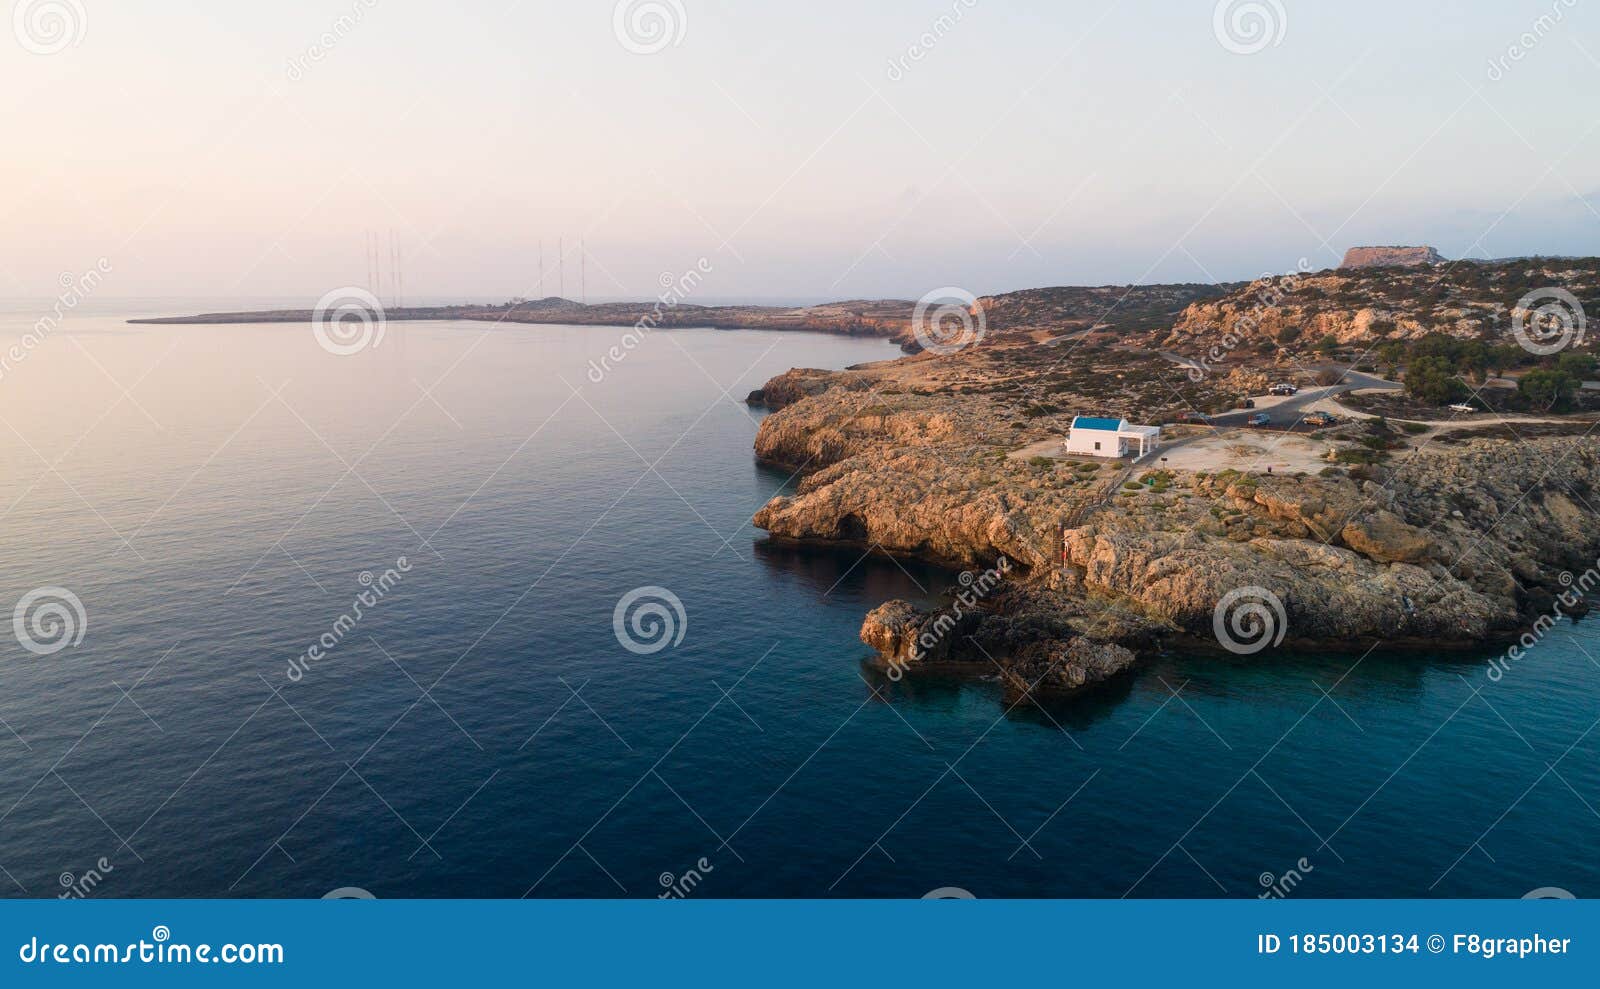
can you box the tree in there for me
[1488,344,1522,377]
[1518,369,1578,411]
[1375,341,1407,377]
[1404,356,1468,406]
[1555,352,1596,380]
[1454,340,1489,382]
[1314,334,1340,356]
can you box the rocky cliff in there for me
[1341,246,1446,269]
[749,313,1600,698]
[1166,257,1600,350]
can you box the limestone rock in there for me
[1340,510,1434,564]
[1340,246,1445,269]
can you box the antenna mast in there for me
[389,229,401,309]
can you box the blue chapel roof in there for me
[1071,416,1125,432]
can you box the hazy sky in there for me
[4,0,1597,302]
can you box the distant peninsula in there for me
[130,297,923,348]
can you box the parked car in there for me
[1180,412,1213,424]
[1247,412,1272,427]
[1241,398,1256,409]
[1303,411,1338,427]
[1269,383,1298,396]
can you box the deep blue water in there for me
[0,302,1596,899]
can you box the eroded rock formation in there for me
[1340,245,1446,269]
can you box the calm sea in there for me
[0,299,1594,899]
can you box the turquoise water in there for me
[0,301,1595,899]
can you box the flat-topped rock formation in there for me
[1340,245,1445,269]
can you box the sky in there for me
[3,0,1598,303]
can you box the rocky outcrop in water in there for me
[859,587,1141,697]
[745,367,856,410]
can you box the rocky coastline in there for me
[746,277,1600,700]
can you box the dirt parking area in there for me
[1157,430,1334,474]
